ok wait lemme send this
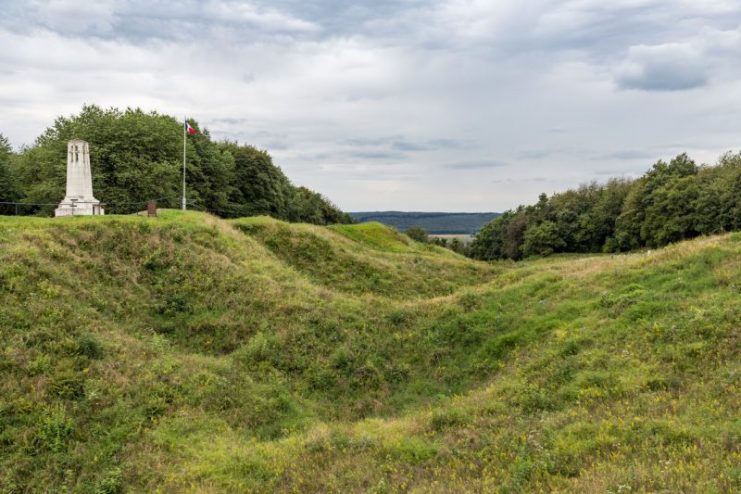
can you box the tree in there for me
[405,225,428,243]
[431,237,449,248]
[0,134,18,215]
[637,154,699,246]
[470,152,738,260]
[289,187,352,225]
[592,178,633,252]
[469,211,510,260]
[449,238,467,255]
[12,106,184,214]
[612,179,645,251]
[469,208,529,260]
[694,153,741,234]
[502,210,529,260]
[219,142,293,218]
[522,221,566,257]
[642,175,699,246]
[8,106,352,224]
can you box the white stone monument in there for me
[55,139,104,217]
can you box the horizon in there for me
[0,0,739,212]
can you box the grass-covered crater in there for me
[0,211,738,492]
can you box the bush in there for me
[405,225,429,243]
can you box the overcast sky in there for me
[1,0,740,211]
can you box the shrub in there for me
[405,226,429,243]
[36,405,74,453]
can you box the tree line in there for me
[0,105,352,224]
[469,152,741,260]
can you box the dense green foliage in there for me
[471,153,741,260]
[350,211,500,234]
[0,211,738,492]
[2,106,351,224]
[404,225,429,243]
[0,134,18,215]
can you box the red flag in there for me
[185,122,197,135]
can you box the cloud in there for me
[351,151,405,160]
[340,136,466,153]
[342,137,397,147]
[428,138,465,148]
[518,150,557,160]
[597,150,658,160]
[444,160,508,170]
[616,43,709,91]
[391,140,429,152]
[1,0,321,42]
[31,0,117,35]
[0,0,740,211]
[203,1,320,33]
[491,177,552,184]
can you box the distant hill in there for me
[349,211,500,234]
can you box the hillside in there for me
[0,211,739,493]
[231,218,497,298]
[349,211,500,234]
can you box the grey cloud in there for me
[391,140,429,152]
[518,150,553,160]
[297,149,405,161]
[1,0,321,43]
[594,168,646,176]
[617,66,707,91]
[341,137,390,147]
[255,0,422,37]
[341,136,466,153]
[517,148,579,160]
[491,177,550,184]
[444,161,508,170]
[211,117,249,125]
[428,138,465,149]
[616,43,709,91]
[260,141,290,150]
[597,150,657,161]
[209,126,291,150]
[352,151,405,160]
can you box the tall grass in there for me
[0,211,738,492]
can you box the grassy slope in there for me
[231,217,497,298]
[0,211,738,493]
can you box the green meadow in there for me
[0,211,738,493]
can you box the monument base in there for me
[54,200,105,217]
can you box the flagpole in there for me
[182,117,187,211]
